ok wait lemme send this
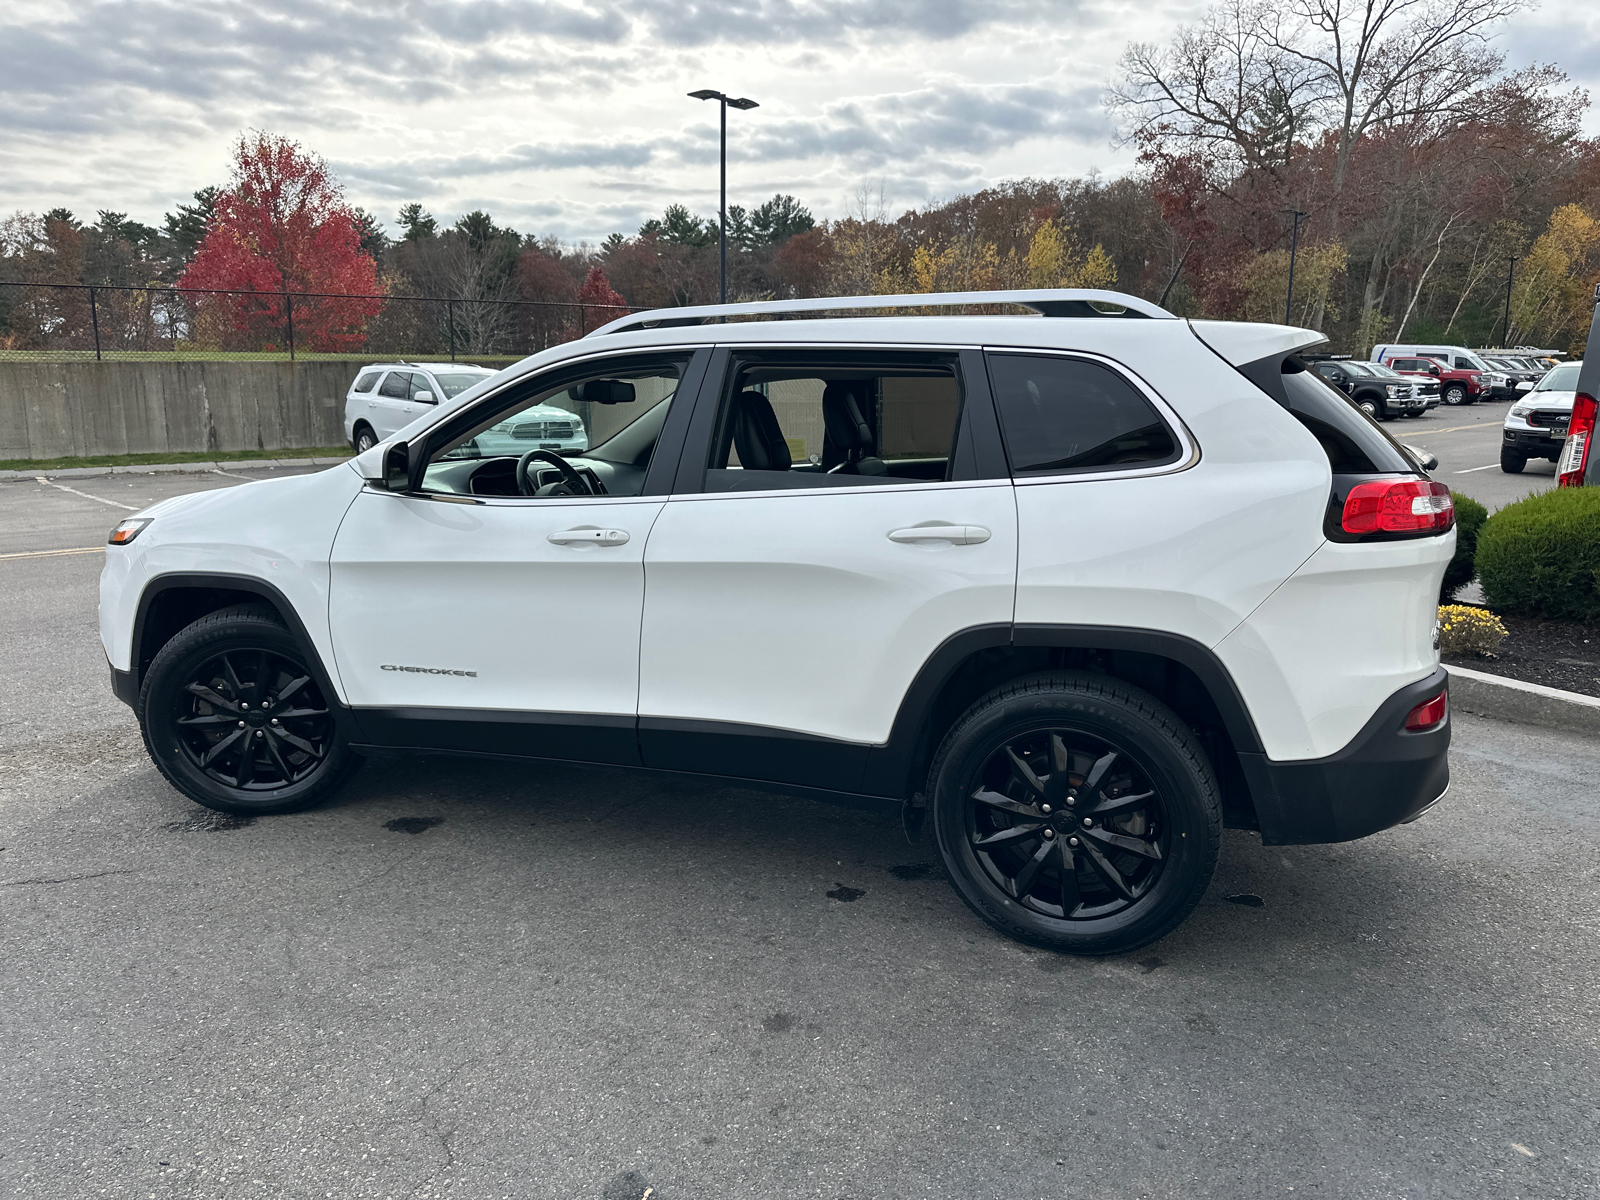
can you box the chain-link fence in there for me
[0,282,628,363]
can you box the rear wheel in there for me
[352,424,377,454]
[928,673,1222,956]
[138,606,359,815]
[1442,384,1468,406]
[1500,448,1527,474]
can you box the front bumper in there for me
[1504,428,1566,458]
[1238,668,1450,845]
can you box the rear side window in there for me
[378,371,411,398]
[353,371,380,393]
[986,353,1179,476]
[1281,366,1417,475]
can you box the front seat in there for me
[822,381,886,475]
[732,390,790,471]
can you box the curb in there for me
[0,457,350,482]
[1447,664,1600,738]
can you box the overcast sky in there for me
[4,0,1598,244]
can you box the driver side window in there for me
[418,358,687,499]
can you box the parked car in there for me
[1371,344,1512,401]
[1483,354,1544,392]
[101,289,1455,956]
[1502,360,1581,472]
[1381,354,1487,406]
[343,363,587,455]
[1307,356,1430,419]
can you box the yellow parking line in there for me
[1417,421,1501,435]
[0,546,105,561]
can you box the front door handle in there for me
[548,528,629,546]
[888,524,990,545]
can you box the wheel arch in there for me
[865,624,1266,830]
[129,574,346,717]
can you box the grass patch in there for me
[0,446,352,471]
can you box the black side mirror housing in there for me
[383,441,411,491]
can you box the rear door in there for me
[636,346,1017,792]
[369,370,416,439]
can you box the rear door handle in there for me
[887,524,991,545]
[548,528,629,546]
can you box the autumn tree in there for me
[575,266,627,333]
[179,132,381,352]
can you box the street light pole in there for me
[688,89,759,305]
[1502,256,1518,345]
[1283,209,1307,324]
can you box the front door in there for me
[636,347,1018,791]
[329,353,698,764]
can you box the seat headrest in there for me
[823,380,874,456]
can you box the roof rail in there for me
[585,288,1176,337]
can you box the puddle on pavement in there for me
[383,817,443,835]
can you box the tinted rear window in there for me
[987,353,1179,476]
[353,371,380,393]
[1282,366,1418,474]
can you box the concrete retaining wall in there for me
[0,361,356,460]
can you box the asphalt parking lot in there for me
[3,461,1598,1200]
[1393,399,1559,512]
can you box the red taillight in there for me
[1341,479,1454,536]
[1557,393,1596,488]
[1404,689,1448,732]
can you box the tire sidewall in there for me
[930,680,1218,955]
[140,615,352,814]
[353,426,376,454]
[1443,385,1466,405]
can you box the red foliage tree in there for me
[574,266,628,333]
[178,132,381,351]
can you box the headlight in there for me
[1386,384,1399,395]
[108,518,152,545]
[1510,406,1530,419]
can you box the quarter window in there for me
[378,371,411,399]
[987,353,1179,476]
[353,371,381,393]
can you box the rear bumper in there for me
[1239,668,1450,845]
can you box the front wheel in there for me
[138,606,359,815]
[1442,384,1467,406]
[1357,396,1379,418]
[1500,448,1527,474]
[928,673,1222,956]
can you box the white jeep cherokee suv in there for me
[102,290,1454,955]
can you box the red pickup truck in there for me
[1383,355,1488,406]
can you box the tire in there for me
[138,606,359,815]
[352,424,377,454]
[1356,396,1379,418]
[928,672,1222,956]
[1442,384,1467,406]
[1500,448,1526,474]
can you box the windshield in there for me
[1534,362,1582,392]
[432,372,494,398]
[1366,363,1402,378]
[1341,362,1378,377]
[1461,354,1492,372]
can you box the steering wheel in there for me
[516,449,596,497]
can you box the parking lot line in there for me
[1455,464,1499,474]
[0,546,105,560]
[34,478,140,511]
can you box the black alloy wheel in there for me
[929,673,1221,956]
[140,606,358,814]
[966,729,1166,921]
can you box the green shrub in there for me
[1477,487,1600,624]
[1440,492,1489,602]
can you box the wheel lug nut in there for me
[237,720,246,728]
[1043,828,1055,839]
[1082,818,1093,828]
[241,702,250,710]
[1068,837,1080,847]
[1041,804,1052,814]
[255,730,263,738]
[270,718,279,725]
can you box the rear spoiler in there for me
[1187,320,1329,408]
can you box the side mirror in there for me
[414,390,435,404]
[1429,366,1441,376]
[383,441,411,492]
